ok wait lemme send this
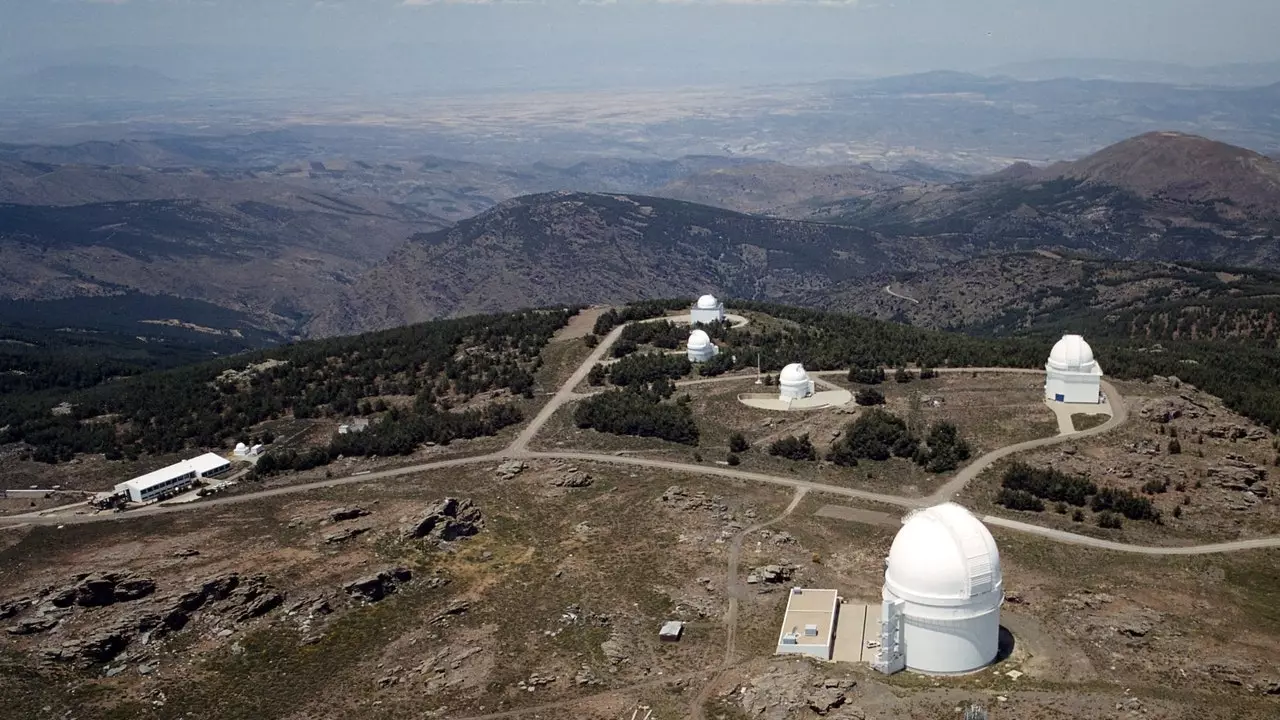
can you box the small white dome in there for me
[235,442,248,452]
[695,294,720,310]
[778,363,809,385]
[884,503,1002,603]
[1048,334,1096,372]
[687,329,712,350]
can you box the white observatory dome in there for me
[686,329,718,362]
[1047,334,1096,372]
[778,363,815,401]
[881,503,1003,675]
[687,329,712,350]
[695,294,720,310]
[779,363,810,385]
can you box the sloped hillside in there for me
[308,192,961,336]
[822,132,1280,268]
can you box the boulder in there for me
[0,598,31,620]
[344,568,413,603]
[114,578,157,602]
[74,576,118,607]
[236,592,285,622]
[328,507,371,523]
[495,459,526,478]
[80,627,131,664]
[404,498,483,542]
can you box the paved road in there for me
[509,323,627,454]
[5,324,1279,558]
[928,378,1129,503]
[982,514,1280,554]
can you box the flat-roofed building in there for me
[775,587,839,660]
[114,452,232,503]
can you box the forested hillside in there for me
[0,308,574,464]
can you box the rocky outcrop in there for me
[328,507,371,523]
[404,498,483,542]
[553,468,594,488]
[36,573,158,610]
[324,526,370,544]
[32,572,284,666]
[1207,456,1267,489]
[495,459,526,479]
[344,568,413,603]
[7,617,60,635]
[748,565,795,585]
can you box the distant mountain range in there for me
[4,130,1280,346]
[985,58,1280,87]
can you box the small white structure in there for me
[233,442,249,457]
[250,444,265,456]
[659,620,685,641]
[778,363,815,401]
[113,452,233,503]
[686,329,719,363]
[1045,334,1103,404]
[776,587,839,660]
[690,294,725,325]
[877,503,1003,675]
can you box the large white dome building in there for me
[686,329,719,363]
[690,294,725,325]
[778,363,815,401]
[1045,334,1103,404]
[873,503,1004,675]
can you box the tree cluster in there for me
[768,434,817,461]
[825,409,970,473]
[573,386,699,445]
[604,352,691,388]
[998,462,1097,507]
[995,462,1160,523]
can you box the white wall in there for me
[899,603,1001,674]
[690,306,724,325]
[1045,370,1101,404]
[688,345,718,363]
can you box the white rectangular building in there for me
[114,453,232,503]
[775,587,839,661]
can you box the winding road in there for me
[4,318,1279,560]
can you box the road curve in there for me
[884,284,921,304]
[929,378,1129,503]
[982,514,1280,554]
[4,323,1279,557]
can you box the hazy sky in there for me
[4,0,1280,91]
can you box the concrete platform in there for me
[815,504,901,527]
[660,313,750,328]
[831,601,883,664]
[1044,397,1113,435]
[737,389,853,411]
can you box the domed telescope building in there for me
[690,294,725,325]
[873,503,1004,675]
[686,329,719,363]
[1045,334,1103,404]
[778,363,815,401]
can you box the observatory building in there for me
[873,503,1004,675]
[690,294,725,325]
[686,329,719,363]
[1045,334,1103,404]
[778,363,815,401]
